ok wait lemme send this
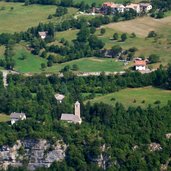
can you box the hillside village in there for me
[93,2,152,14]
[0,0,171,170]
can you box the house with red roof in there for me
[134,59,146,71]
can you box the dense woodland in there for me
[0,66,171,170]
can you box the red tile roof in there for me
[134,60,146,66]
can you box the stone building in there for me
[60,101,82,124]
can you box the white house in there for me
[10,112,26,125]
[38,31,47,39]
[134,60,146,71]
[54,93,65,103]
[140,3,152,12]
[125,4,141,13]
[60,101,82,124]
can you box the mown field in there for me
[0,2,77,33]
[87,87,171,108]
[46,57,124,73]
[73,0,145,5]
[12,44,46,73]
[56,16,171,66]
[0,114,10,122]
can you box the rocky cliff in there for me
[0,139,67,170]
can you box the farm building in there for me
[140,3,152,12]
[134,60,146,71]
[38,31,48,39]
[55,93,65,103]
[10,112,26,125]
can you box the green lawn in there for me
[46,57,124,72]
[73,0,144,5]
[55,29,79,43]
[87,87,171,108]
[96,27,171,64]
[13,44,47,73]
[0,114,10,122]
[0,2,77,33]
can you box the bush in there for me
[121,33,127,42]
[154,100,161,104]
[149,54,160,63]
[148,31,157,38]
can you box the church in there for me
[60,101,82,124]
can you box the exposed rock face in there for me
[0,139,67,170]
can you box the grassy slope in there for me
[102,16,171,64]
[46,57,124,72]
[0,114,10,122]
[87,87,171,108]
[73,0,144,5]
[0,2,77,33]
[56,16,171,65]
[13,44,47,73]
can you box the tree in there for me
[55,7,68,17]
[111,45,122,57]
[77,27,90,42]
[88,35,105,50]
[113,33,119,40]
[121,33,127,42]
[148,31,157,38]
[72,64,79,71]
[90,27,96,34]
[100,28,106,35]
[41,63,46,70]
[24,0,30,6]
[149,54,160,63]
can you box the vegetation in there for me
[0,114,10,122]
[87,86,171,108]
[0,66,170,170]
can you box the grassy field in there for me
[55,29,79,43]
[13,44,47,73]
[101,16,171,64]
[73,0,145,5]
[0,114,10,122]
[46,57,124,72]
[87,87,171,108]
[0,2,77,33]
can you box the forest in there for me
[0,66,171,170]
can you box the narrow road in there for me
[1,70,19,88]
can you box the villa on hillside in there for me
[38,31,48,39]
[125,3,141,13]
[10,112,26,125]
[60,101,82,124]
[100,2,152,14]
[134,59,146,71]
[55,93,65,103]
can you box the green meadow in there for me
[73,0,145,5]
[0,114,10,122]
[46,57,124,73]
[13,44,47,73]
[0,2,77,33]
[87,86,171,108]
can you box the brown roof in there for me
[38,31,47,37]
[61,114,81,123]
[134,60,146,66]
[54,94,65,101]
[10,112,26,119]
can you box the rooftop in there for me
[134,60,146,66]
[61,113,81,123]
[10,112,26,119]
[54,94,65,101]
